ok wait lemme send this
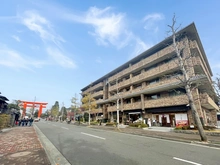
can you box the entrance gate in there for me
[18,100,48,118]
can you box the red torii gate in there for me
[18,100,48,118]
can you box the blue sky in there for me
[1,0,220,110]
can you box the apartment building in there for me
[81,23,219,127]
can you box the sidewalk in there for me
[0,126,50,165]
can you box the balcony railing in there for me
[108,76,183,100]
[91,108,103,114]
[95,99,104,104]
[92,90,103,98]
[190,40,212,79]
[107,95,188,112]
[200,93,219,110]
[191,56,212,83]
[109,59,179,92]
[108,43,178,82]
[123,102,142,110]
[144,94,188,109]
[82,82,104,95]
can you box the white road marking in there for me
[81,132,106,140]
[173,157,202,165]
[61,127,69,130]
[52,124,57,126]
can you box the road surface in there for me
[35,121,220,165]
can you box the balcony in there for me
[107,105,116,112]
[190,40,212,79]
[91,108,103,114]
[92,90,103,98]
[192,56,212,83]
[144,94,188,109]
[107,104,123,112]
[109,59,179,92]
[123,102,142,111]
[200,93,219,110]
[95,99,104,104]
[82,82,104,95]
[108,77,183,101]
[108,43,177,82]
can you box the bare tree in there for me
[168,15,207,141]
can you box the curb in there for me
[89,126,220,148]
[0,128,12,133]
[34,125,71,165]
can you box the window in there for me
[169,88,185,96]
[149,78,159,85]
[149,94,160,99]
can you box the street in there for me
[35,121,220,165]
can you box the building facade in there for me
[81,23,219,127]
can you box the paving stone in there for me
[0,127,50,165]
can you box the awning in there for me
[146,105,190,114]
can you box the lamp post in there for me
[116,98,119,129]
[116,76,122,129]
[89,104,91,126]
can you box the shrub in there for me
[90,121,98,125]
[140,123,148,128]
[105,122,116,126]
[182,125,190,130]
[0,114,11,129]
[174,126,183,130]
[129,122,148,128]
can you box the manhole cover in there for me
[10,151,31,157]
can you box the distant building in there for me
[81,23,219,127]
[0,92,9,114]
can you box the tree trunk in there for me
[186,85,207,141]
[169,16,207,141]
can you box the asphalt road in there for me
[35,121,220,165]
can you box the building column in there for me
[191,88,205,125]
[141,94,145,110]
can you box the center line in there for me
[81,132,106,140]
[61,127,69,130]
[173,157,202,165]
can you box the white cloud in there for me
[11,35,21,42]
[143,13,164,33]
[21,10,65,47]
[19,10,77,69]
[95,57,102,64]
[129,37,152,60]
[46,47,76,68]
[64,7,130,48]
[0,45,46,70]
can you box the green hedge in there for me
[90,121,99,125]
[0,114,11,130]
[129,122,148,128]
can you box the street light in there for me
[116,76,122,129]
[116,98,119,128]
